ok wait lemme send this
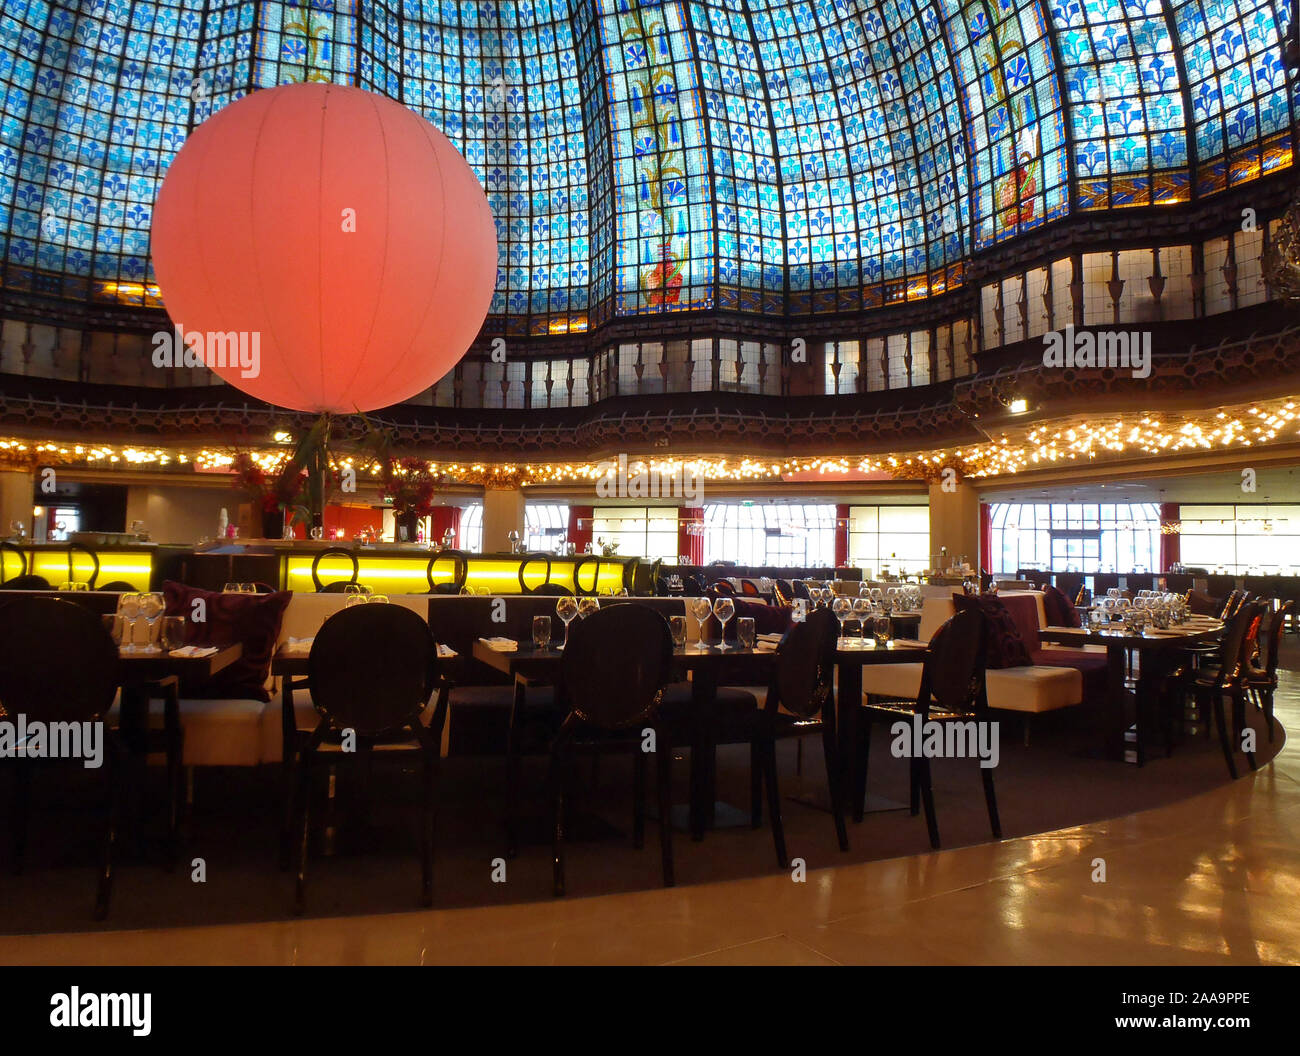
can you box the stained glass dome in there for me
[0,0,1294,330]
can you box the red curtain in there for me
[320,504,380,541]
[568,505,593,552]
[678,507,704,565]
[1159,502,1180,570]
[834,503,849,567]
[429,506,462,548]
[980,503,992,575]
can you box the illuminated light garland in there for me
[0,397,1297,485]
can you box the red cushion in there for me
[997,594,1043,651]
[1043,584,1082,628]
[162,582,291,703]
[952,594,1032,669]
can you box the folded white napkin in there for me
[168,645,218,658]
[479,637,518,652]
[437,644,457,658]
[755,640,778,652]
[757,632,784,644]
[282,636,314,656]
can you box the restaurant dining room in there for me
[0,0,1298,1011]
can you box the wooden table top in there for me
[117,642,243,682]
[1038,621,1222,650]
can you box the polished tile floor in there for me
[4,674,1297,966]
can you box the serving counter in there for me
[186,542,636,596]
[0,541,187,591]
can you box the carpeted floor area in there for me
[1,651,1291,935]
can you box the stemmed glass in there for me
[852,596,872,645]
[139,592,165,653]
[712,596,735,650]
[117,592,141,653]
[555,595,578,648]
[831,595,852,642]
[691,596,713,649]
[577,596,599,620]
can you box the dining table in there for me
[1037,618,1223,764]
[472,633,929,839]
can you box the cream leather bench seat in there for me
[118,591,438,769]
[861,595,1083,715]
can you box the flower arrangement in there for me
[231,452,305,515]
[381,457,439,516]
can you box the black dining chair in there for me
[96,581,138,592]
[293,603,447,912]
[1,574,51,590]
[1187,600,1265,779]
[1246,599,1293,742]
[746,607,847,868]
[310,547,359,592]
[545,604,675,896]
[0,596,129,919]
[856,607,997,849]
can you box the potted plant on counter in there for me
[381,457,438,543]
[232,452,305,538]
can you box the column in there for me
[482,486,526,554]
[928,479,982,571]
[834,502,850,567]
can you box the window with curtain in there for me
[1178,505,1300,574]
[987,503,1161,575]
[590,507,678,560]
[524,503,569,551]
[702,504,837,567]
[459,504,484,554]
[847,505,929,575]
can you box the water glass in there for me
[532,615,552,649]
[736,617,755,650]
[162,616,186,651]
[669,615,687,648]
[873,613,892,646]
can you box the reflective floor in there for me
[4,675,1297,965]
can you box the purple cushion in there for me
[1043,584,1082,628]
[953,593,1032,669]
[162,582,291,702]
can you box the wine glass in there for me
[345,593,367,608]
[139,592,165,653]
[117,592,141,653]
[239,582,256,594]
[578,596,599,620]
[831,595,852,642]
[712,596,735,650]
[368,594,389,604]
[555,595,579,648]
[691,596,713,649]
[223,583,240,593]
[852,596,872,644]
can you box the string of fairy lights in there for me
[0,398,1297,487]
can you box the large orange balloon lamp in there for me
[151,83,498,413]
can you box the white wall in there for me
[126,484,239,544]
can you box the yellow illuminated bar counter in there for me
[192,541,636,596]
[0,539,186,591]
